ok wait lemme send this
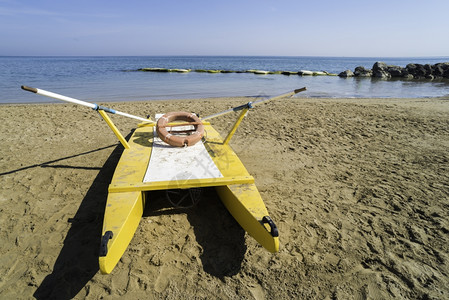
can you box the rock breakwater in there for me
[136,61,449,81]
[339,61,449,79]
[137,67,337,76]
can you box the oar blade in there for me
[294,87,307,94]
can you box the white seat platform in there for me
[143,117,223,184]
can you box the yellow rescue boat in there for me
[21,85,306,274]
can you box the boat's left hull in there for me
[99,126,153,274]
[99,191,144,274]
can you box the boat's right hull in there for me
[216,184,279,253]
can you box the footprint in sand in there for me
[247,281,265,300]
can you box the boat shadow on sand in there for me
[33,141,125,300]
[34,136,246,299]
[145,188,247,278]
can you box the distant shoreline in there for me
[3,94,449,106]
[2,95,449,107]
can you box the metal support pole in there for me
[223,107,249,145]
[98,110,130,149]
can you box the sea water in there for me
[1,56,449,104]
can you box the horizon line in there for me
[1,54,449,59]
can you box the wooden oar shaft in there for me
[21,85,153,123]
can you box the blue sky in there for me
[1,0,448,56]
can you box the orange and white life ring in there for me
[156,111,204,147]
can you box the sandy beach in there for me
[1,96,448,299]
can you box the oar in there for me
[21,85,154,123]
[201,87,306,121]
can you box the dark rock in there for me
[432,65,445,76]
[407,63,427,78]
[401,68,410,77]
[281,71,297,75]
[416,64,428,77]
[438,62,449,70]
[372,62,392,78]
[444,68,449,79]
[424,64,433,75]
[373,61,388,72]
[387,65,405,77]
[406,63,417,74]
[373,70,391,79]
[338,70,354,77]
[354,66,372,77]
[435,63,449,78]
